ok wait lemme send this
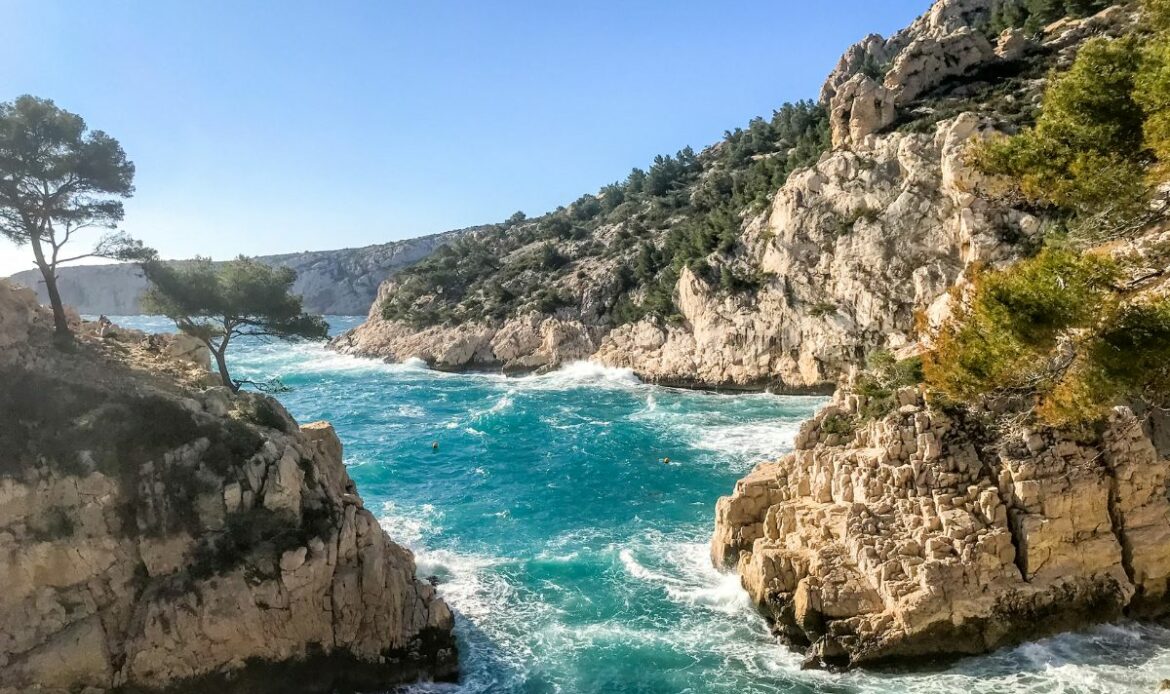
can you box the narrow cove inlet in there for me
[7,1,1170,691]
[110,317,1170,693]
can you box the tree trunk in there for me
[29,235,71,340]
[213,340,237,392]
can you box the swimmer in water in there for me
[432,441,439,451]
[662,456,671,465]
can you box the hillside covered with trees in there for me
[338,0,1152,394]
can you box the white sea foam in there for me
[688,420,804,465]
[231,340,441,379]
[488,393,514,413]
[631,404,805,469]
[397,404,426,417]
[618,547,679,585]
[510,361,642,391]
[378,501,442,548]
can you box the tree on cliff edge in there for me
[0,95,152,343]
[142,257,329,392]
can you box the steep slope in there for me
[710,0,1170,671]
[0,280,457,693]
[334,0,1133,389]
[6,227,477,316]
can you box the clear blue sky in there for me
[0,1,927,276]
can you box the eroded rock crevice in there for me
[0,280,458,693]
[712,387,1170,669]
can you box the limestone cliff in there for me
[334,0,1135,389]
[6,227,476,316]
[711,387,1170,668]
[0,280,457,693]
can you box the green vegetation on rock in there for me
[380,101,829,328]
[142,257,329,392]
[927,1,1170,427]
[989,0,1124,36]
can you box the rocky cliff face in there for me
[596,112,1020,389]
[338,109,1019,387]
[700,0,1165,670]
[0,280,456,693]
[6,227,474,316]
[711,388,1170,668]
[335,1,1134,389]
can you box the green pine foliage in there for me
[381,101,830,327]
[975,0,1170,241]
[924,245,1170,427]
[925,249,1119,402]
[989,0,1124,36]
[974,36,1151,234]
[142,257,328,391]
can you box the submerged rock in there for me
[711,389,1170,668]
[0,280,457,693]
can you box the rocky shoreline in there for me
[0,280,458,693]
[329,323,837,395]
[711,388,1170,669]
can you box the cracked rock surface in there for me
[0,280,457,693]
[711,388,1170,668]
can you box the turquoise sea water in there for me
[111,316,1170,694]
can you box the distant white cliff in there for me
[6,226,481,316]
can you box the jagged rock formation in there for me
[332,271,605,374]
[335,0,1135,390]
[0,280,456,693]
[597,112,1022,389]
[6,227,475,316]
[711,388,1170,668]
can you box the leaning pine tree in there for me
[141,257,329,392]
[0,95,152,344]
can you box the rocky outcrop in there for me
[0,281,456,693]
[333,1,1136,389]
[333,307,603,375]
[332,255,610,374]
[6,227,476,316]
[824,0,997,148]
[711,389,1170,668]
[598,112,1027,390]
[828,75,897,149]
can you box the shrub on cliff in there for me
[142,257,328,392]
[925,249,1117,400]
[923,246,1170,426]
[856,350,925,419]
[989,0,1125,36]
[974,36,1149,235]
[1137,6,1170,177]
[976,0,1170,239]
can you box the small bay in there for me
[111,316,1170,694]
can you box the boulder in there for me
[164,333,212,371]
